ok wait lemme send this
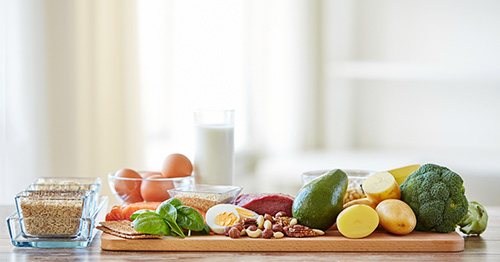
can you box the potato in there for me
[376,199,416,235]
[362,171,401,204]
[343,198,376,210]
[336,204,379,239]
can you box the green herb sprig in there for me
[130,198,209,237]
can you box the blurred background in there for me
[1,0,500,206]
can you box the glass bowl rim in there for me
[108,171,194,182]
[168,184,242,195]
[302,169,378,178]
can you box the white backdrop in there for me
[2,0,500,205]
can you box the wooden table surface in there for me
[2,205,499,261]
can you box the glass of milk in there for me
[194,109,234,185]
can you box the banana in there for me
[388,164,421,186]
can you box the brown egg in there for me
[114,168,144,203]
[140,174,174,202]
[141,172,162,179]
[161,153,193,178]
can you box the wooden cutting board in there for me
[100,229,464,252]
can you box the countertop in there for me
[2,205,499,261]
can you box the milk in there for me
[194,124,234,185]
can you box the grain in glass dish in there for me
[168,185,242,212]
[15,190,93,237]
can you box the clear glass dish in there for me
[108,171,194,204]
[15,190,95,237]
[33,177,102,185]
[25,183,100,213]
[168,184,243,212]
[301,169,377,204]
[28,177,101,211]
[7,196,108,248]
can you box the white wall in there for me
[255,0,500,204]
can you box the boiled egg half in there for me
[205,204,258,234]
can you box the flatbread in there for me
[97,220,163,239]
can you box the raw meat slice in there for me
[235,193,294,216]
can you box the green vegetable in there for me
[131,198,208,237]
[157,202,178,222]
[130,209,156,221]
[400,163,469,233]
[165,218,185,238]
[458,201,488,235]
[292,169,348,230]
[176,206,205,231]
[131,212,171,235]
[164,198,183,207]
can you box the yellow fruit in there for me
[387,164,421,186]
[376,199,416,235]
[337,204,379,239]
[362,171,401,205]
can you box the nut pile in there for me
[223,211,325,239]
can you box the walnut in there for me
[274,216,293,227]
[283,225,319,237]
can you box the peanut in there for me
[264,220,272,230]
[273,231,284,239]
[256,215,265,229]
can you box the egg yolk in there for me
[236,208,255,218]
[214,212,239,227]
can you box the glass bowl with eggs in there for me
[108,154,195,204]
[301,169,377,204]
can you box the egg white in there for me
[205,204,258,234]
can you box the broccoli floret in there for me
[458,201,488,235]
[400,163,469,233]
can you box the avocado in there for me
[292,169,348,230]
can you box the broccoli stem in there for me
[458,201,488,235]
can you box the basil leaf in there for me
[176,205,205,231]
[164,198,183,207]
[156,202,177,221]
[190,223,211,235]
[165,219,185,238]
[130,209,156,221]
[131,212,170,235]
